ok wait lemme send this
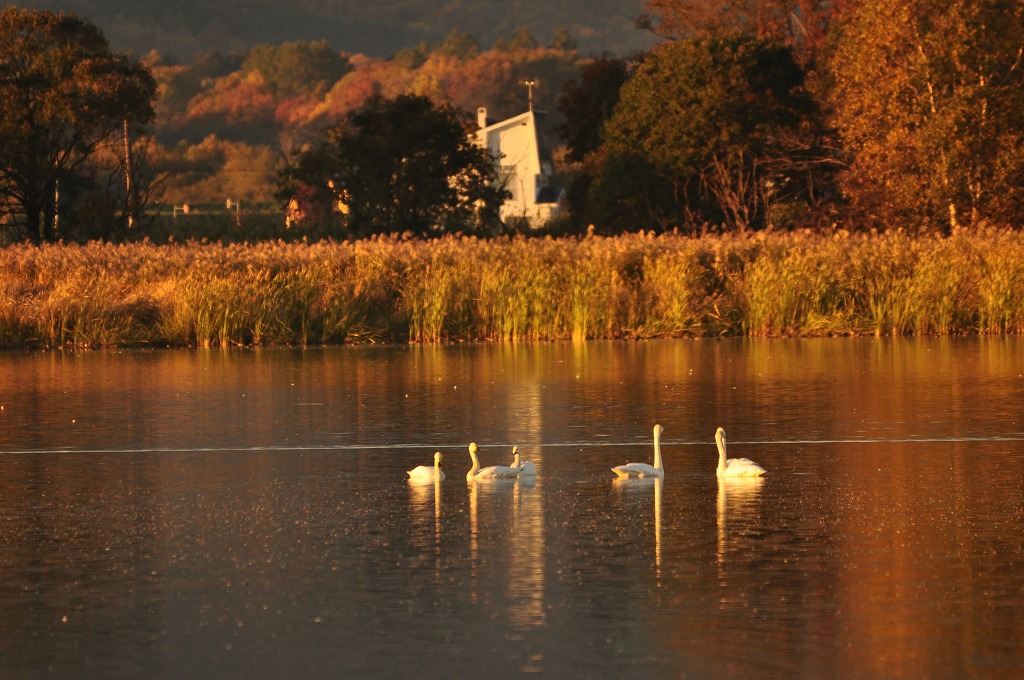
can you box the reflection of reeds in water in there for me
[716,477,765,573]
[613,477,664,582]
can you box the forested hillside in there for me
[15,0,656,59]
[7,1,1024,246]
[146,34,592,206]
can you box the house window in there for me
[501,166,520,202]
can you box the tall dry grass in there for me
[2,228,1023,348]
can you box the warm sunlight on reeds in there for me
[2,229,1024,348]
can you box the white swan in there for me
[510,446,537,476]
[612,424,665,479]
[407,451,445,482]
[715,427,766,477]
[467,442,521,480]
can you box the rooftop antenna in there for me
[523,78,538,111]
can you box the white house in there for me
[475,107,563,227]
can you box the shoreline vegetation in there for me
[2,229,1023,350]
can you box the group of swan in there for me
[610,424,766,479]
[407,442,538,482]
[407,424,765,482]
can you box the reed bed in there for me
[2,228,1024,348]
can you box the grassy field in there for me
[2,228,1023,348]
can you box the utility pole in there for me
[124,118,134,229]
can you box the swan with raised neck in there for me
[467,442,521,480]
[510,446,537,476]
[715,427,766,477]
[408,451,445,482]
[612,424,665,479]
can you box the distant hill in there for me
[14,0,658,60]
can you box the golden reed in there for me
[2,228,1023,348]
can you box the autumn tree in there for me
[640,0,837,64]
[278,94,507,237]
[827,0,1024,232]
[162,135,279,205]
[0,8,156,243]
[591,36,829,232]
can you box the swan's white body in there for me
[467,442,521,480]
[715,427,766,477]
[612,424,665,479]
[408,451,445,482]
[510,446,537,476]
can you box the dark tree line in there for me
[0,8,157,244]
[6,1,1024,244]
[278,94,507,238]
[555,0,1024,235]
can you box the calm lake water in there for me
[1,338,1023,679]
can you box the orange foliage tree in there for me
[640,0,837,64]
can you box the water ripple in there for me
[3,434,1024,456]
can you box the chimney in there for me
[477,107,488,129]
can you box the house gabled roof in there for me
[477,109,533,136]
[477,108,559,170]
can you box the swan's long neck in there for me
[467,446,480,480]
[653,426,663,471]
[716,430,727,475]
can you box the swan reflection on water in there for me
[407,475,443,575]
[716,476,765,571]
[508,466,545,628]
[613,476,664,581]
[468,471,544,624]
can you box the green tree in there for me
[434,29,480,61]
[279,94,507,237]
[550,28,578,53]
[556,56,630,163]
[555,55,630,230]
[506,28,539,51]
[242,40,351,97]
[0,8,156,243]
[827,0,1024,232]
[394,42,429,70]
[594,36,826,232]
